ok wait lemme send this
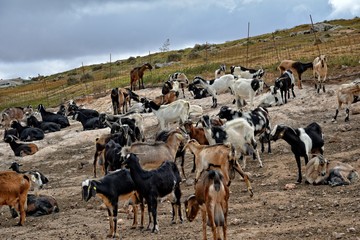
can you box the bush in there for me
[80,73,94,83]
[167,53,182,62]
[188,52,201,60]
[67,77,79,85]
[127,56,136,64]
[92,65,102,71]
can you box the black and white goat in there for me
[162,72,189,98]
[274,69,295,104]
[124,153,183,233]
[192,75,236,108]
[270,122,324,183]
[215,64,226,79]
[258,85,283,108]
[201,115,262,168]
[217,105,271,155]
[230,78,264,109]
[82,169,143,238]
[230,65,265,79]
[188,83,210,99]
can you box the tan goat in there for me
[184,170,229,240]
[313,55,328,93]
[278,60,313,89]
[305,155,359,186]
[183,139,253,197]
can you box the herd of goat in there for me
[1,55,360,239]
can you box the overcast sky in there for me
[0,0,359,80]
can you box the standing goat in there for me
[270,122,324,183]
[215,64,226,79]
[274,70,295,104]
[313,55,328,93]
[184,170,229,240]
[230,78,264,109]
[278,60,313,89]
[123,153,182,233]
[163,72,189,98]
[332,79,360,122]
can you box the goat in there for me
[230,78,264,109]
[217,105,271,155]
[274,69,295,104]
[56,104,66,116]
[277,60,313,89]
[37,104,70,128]
[313,55,328,93]
[0,107,25,128]
[10,194,59,217]
[123,153,182,233]
[155,129,187,178]
[184,170,229,240]
[305,155,359,186]
[103,139,123,175]
[258,85,283,108]
[73,111,104,131]
[183,139,253,196]
[215,64,226,79]
[189,104,204,122]
[143,99,190,130]
[4,135,39,157]
[163,72,189,98]
[201,115,262,169]
[121,128,184,171]
[82,169,143,238]
[270,122,324,183]
[10,120,44,141]
[67,102,99,118]
[192,75,236,108]
[188,83,210,99]
[332,79,360,122]
[152,90,179,105]
[130,63,153,91]
[26,115,61,133]
[111,87,130,115]
[182,120,209,173]
[230,65,265,79]
[0,170,44,226]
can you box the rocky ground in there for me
[0,73,359,240]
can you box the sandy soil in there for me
[0,74,360,240]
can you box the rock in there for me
[184,178,195,186]
[338,124,352,132]
[347,227,356,233]
[332,232,345,239]
[284,183,296,190]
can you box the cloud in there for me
[328,0,360,17]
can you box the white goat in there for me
[230,78,264,109]
[258,86,283,108]
[313,55,328,93]
[230,66,265,79]
[188,104,204,122]
[144,99,190,130]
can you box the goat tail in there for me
[213,203,225,227]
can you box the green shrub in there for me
[80,73,94,83]
[67,77,79,85]
[92,65,103,71]
[167,53,182,62]
[188,52,201,60]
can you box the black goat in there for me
[104,139,123,175]
[217,105,271,154]
[10,194,59,218]
[274,70,295,104]
[4,135,39,157]
[37,104,70,128]
[82,169,143,238]
[73,111,104,131]
[10,120,44,142]
[57,104,67,116]
[124,153,182,233]
[27,115,61,133]
[270,122,324,183]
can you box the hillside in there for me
[0,17,360,111]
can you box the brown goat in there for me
[0,107,26,128]
[183,139,253,197]
[111,87,130,115]
[278,60,313,89]
[130,63,152,91]
[184,170,229,240]
[93,134,112,177]
[121,128,184,170]
[0,171,31,226]
[152,90,179,105]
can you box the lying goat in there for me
[305,155,359,186]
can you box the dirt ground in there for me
[0,71,360,240]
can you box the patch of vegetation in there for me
[67,77,79,85]
[167,53,182,62]
[92,65,103,71]
[80,73,94,83]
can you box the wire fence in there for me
[1,30,360,111]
